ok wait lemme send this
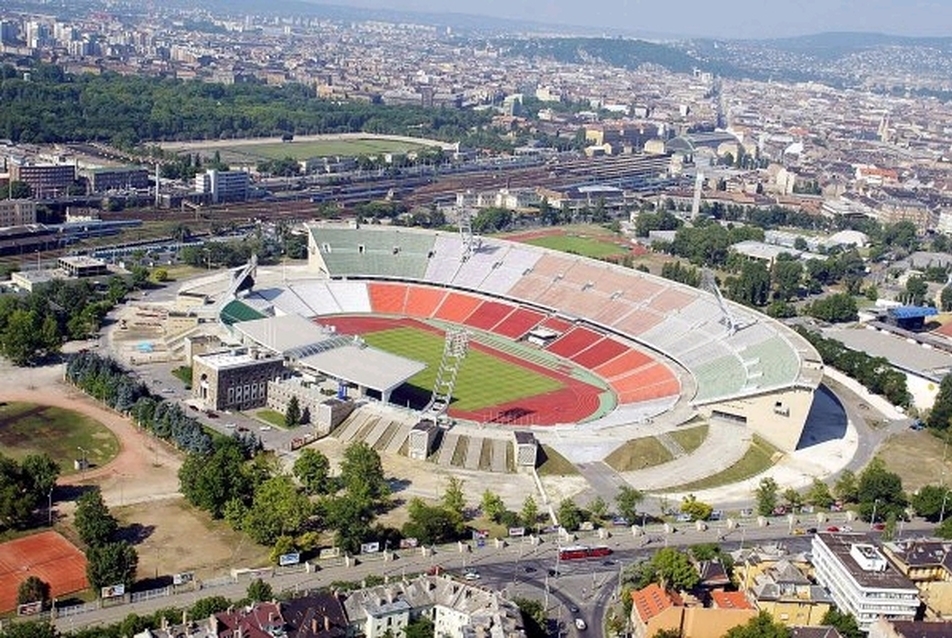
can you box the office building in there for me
[195,169,250,203]
[192,348,285,411]
[0,199,37,227]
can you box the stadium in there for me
[204,222,824,484]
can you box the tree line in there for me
[0,64,494,148]
[65,351,241,455]
[794,326,911,407]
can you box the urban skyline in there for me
[302,0,952,39]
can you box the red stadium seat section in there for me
[491,307,545,339]
[404,285,448,318]
[570,337,629,369]
[433,291,484,323]
[610,363,680,404]
[368,282,409,315]
[547,327,603,359]
[463,300,517,331]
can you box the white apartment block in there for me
[194,168,250,203]
[811,533,920,632]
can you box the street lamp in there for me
[77,446,88,475]
[940,489,950,525]
[871,498,881,529]
[47,488,53,527]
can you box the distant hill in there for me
[763,31,952,60]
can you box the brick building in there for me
[192,349,285,411]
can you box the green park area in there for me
[0,402,119,474]
[203,137,431,164]
[362,327,562,412]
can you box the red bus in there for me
[559,545,613,561]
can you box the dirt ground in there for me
[113,499,270,580]
[878,430,951,492]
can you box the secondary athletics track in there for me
[318,316,605,426]
[0,531,88,612]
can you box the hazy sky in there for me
[313,0,952,38]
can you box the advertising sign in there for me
[279,552,301,566]
[508,527,526,537]
[360,542,381,554]
[172,572,194,586]
[319,547,341,559]
[101,584,125,599]
[17,601,42,616]
[399,538,419,549]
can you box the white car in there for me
[575,619,587,631]
[259,425,273,431]
[224,423,236,429]
[464,572,480,581]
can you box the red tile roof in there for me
[631,584,682,622]
[711,591,755,610]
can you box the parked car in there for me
[575,618,587,631]
[464,571,480,581]
[826,526,840,532]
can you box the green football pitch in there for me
[362,327,562,412]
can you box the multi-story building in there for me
[194,169,250,203]
[811,533,920,632]
[9,159,76,198]
[191,348,285,412]
[629,584,758,638]
[0,199,37,227]
[737,558,834,626]
[82,166,150,193]
[881,539,952,618]
[868,618,952,638]
[57,255,108,278]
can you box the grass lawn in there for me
[362,327,562,412]
[171,365,192,388]
[660,436,780,493]
[604,437,674,472]
[0,402,118,474]
[669,423,709,455]
[521,234,629,259]
[538,445,579,476]
[216,138,428,161]
[255,409,287,429]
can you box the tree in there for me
[284,396,301,427]
[805,293,858,323]
[403,498,464,545]
[521,495,539,530]
[781,488,803,512]
[189,596,231,619]
[16,575,50,605]
[856,459,907,522]
[928,374,952,431]
[589,496,609,523]
[513,597,546,638]
[615,485,644,524]
[5,181,32,200]
[324,492,373,554]
[651,547,700,590]
[0,620,59,638]
[911,484,951,522]
[246,578,273,602]
[654,630,682,638]
[755,477,779,516]
[178,438,252,518]
[834,470,858,503]
[405,616,435,638]
[242,475,313,545]
[293,449,331,495]
[481,489,506,522]
[442,476,466,519]
[153,268,169,283]
[340,442,389,503]
[937,516,952,540]
[805,478,834,509]
[723,612,791,638]
[74,488,118,548]
[20,454,59,500]
[941,286,952,312]
[86,541,139,592]
[820,608,862,638]
[680,494,713,521]
[557,498,582,531]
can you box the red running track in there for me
[317,315,604,426]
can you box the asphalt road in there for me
[54,516,937,634]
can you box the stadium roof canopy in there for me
[233,315,425,396]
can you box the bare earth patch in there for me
[878,430,950,492]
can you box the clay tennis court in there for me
[0,530,88,612]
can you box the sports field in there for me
[363,327,562,412]
[0,531,88,612]
[505,226,635,260]
[218,138,429,162]
[0,402,119,474]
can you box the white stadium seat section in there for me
[423,234,465,284]
[290,282,344,316]
[476,243,544,296]
[326,281,372,314]
[251,286,318,317]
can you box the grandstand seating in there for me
[424,234,465,284]
[649,287,696,313]
[593,349,654,379]
[326,281,372,314]
[692,355,748,402]
[368,282,409,315]
[313,227,435,279]
[539,316,574,333]
[433,291,483,323]
[404,285,449,318]
[463,300,517,331]
[491,307,545,339]
[741,336,801,390]
[547,327,604,359]
[610,363,680,403]
[474,245,543,296]
[291,282,343,316]
[249,287,314,318]
[571,337,630,369]
[614,309,665,336]
[221,299,265,325]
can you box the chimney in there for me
[312,618,319,634]
[325,614,331,632]
[181,609,188,626]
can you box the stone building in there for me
[192,348,285,412]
